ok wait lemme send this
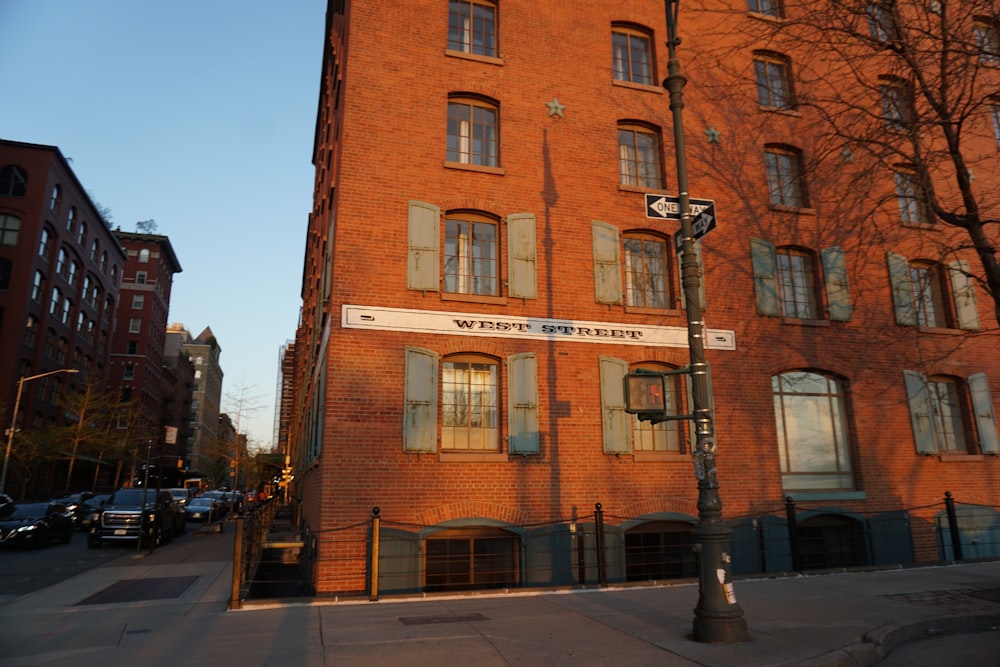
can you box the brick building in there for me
[0,139,125,497]
[108,231,184,467]
[289,1,1000,596]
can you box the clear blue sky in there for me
[0,1,325,449]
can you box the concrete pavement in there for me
[1,525,998,666]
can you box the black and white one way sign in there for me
[645,193,715,220]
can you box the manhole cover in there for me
[76,576,199,605]
[399,612,489,625]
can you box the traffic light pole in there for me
[663,0,748,643]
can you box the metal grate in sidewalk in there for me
[76,576,199,605]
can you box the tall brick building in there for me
[290,1,1000,596]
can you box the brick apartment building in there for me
[289,1,1000,596]
[107,231,188,472]
[0,139,126,496]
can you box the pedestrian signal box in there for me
[624,367,693,423]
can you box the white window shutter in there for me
[968,373,999,454]
[750,238,779,316]
[599,356,631,454]
[507,213,537,299]
[887,252,915,326]
[403,346,438,452]
[507,353,540,454]
[949,260,980,331]
[903,370,936,454]
[592,221,622,305]
[407,200,440,291]
[821,246,852,321]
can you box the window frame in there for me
[893,170,931,225]
[764,145,808,208]
[0,164,27,197]
[0,214,20,246]
[440,353,501,453]
[612,25,655,86]
[775,247,819,319]
[754,51,795,110]
[748,0,783,19]
[443,211,499,297]
[974,18,1000,65]
[447,96,500,168]
[866,2,898,42]
[623,232,672,309]
[879,77,914,130]
[772,370,855,492]
[618,123,663,189]
[447,0,498,59]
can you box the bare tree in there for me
[135,219,158,234]
[686,0,1000,326]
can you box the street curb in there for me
[788,613,1000,667]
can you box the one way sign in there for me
[674,204,717,250]
[645,193,714,220]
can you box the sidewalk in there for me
[1,525,998,667]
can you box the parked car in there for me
[77,494,110,530]
[51,492,98,530]
[202,490,233,515]
[184,496,221,522]
[166,487,192,511]
[87,488,185,549]
[0,502,74,548]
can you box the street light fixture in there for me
[2,368,80,495]
[661,0,748,643]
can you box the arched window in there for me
[772,371,854,491]
[444,211,498,296]
[0,164,27,197]
[612,24,654,85]
[753,51,794,109]
[49,185,61,212]
[447,95,499,167]
[38,228,53,260]
[67,207,76,232]
[441,354,499,451]
[618,123,663,188]
[32,271,45,302]
[138,248,150,263]
[764,144,808,208]
[623,232,670,308]
[624,520,697,580]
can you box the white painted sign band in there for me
[342,305,736,350]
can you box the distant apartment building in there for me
[108,231,184,464]
[273,341,295,457]
[291,1,999,597]
[0,139,126,496]
[165,323,223,471]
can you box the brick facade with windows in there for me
[290,1,1000,596]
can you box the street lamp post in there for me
[2,368,80,496]
[662,0,748,643]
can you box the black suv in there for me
[87,488,185,548]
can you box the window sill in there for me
[747,11,785,23]
[439,451,506,463]
[758,105,800,116]
[444,161,505,175]
[632,452,688,463]
[937,452,984,462]
[916,326,963,335]
[624,305,684,317]
[444,49,504,66]
[768,205,815,215]
[901,221,938,230]
[612,79,663,94]
[618,183,666,194]
[782,317,830,327]
[441,292,506,305]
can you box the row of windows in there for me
[402,347,1000,492]
[407,202,979,331]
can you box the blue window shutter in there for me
[949,260,980,331]
[887,252,915,326]
[592,221,622,304]
[821,246,852,321]
[507,353,539,454]
[507,213,537,299]
[403,346,438,452]
[968,373,999,454]
[750,238,779,316]
[599,356,631,454]
[903,370,936,454]
[407,200,439,291]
